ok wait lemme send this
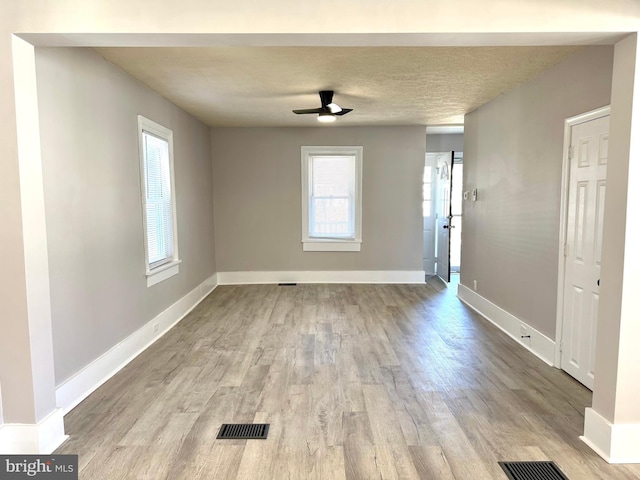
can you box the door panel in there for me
[561,114,609,390]
[423,156,437,275]
[436,152,453,282]
[568,286,583,368]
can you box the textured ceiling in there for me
[95,46,581,127]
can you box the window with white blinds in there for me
[138,116,180,286]
[301,146,363,252]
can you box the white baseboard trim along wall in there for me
[55,273,218,414]
[0,408,67,454]
[457,283,555,365]
[217,270,426,285]
[582,408,640,463]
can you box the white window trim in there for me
[301,146,363,252]
[137,115,180,287]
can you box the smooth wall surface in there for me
[461,46,614,338]
[36,47,216,386]
[427,133,464,152]
[211,127,425,272]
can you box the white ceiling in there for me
[95,46,581,128]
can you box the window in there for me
[138,115,180,286]
[301,146,363,251]
[423,165,433,217]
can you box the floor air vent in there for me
[217,423,270,440]
[499,461,569,480]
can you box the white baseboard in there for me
[55,273,218,414]
[217,270,426,285]
[457,283,555,365]
[0,408,67,454]
[582,408,640,463]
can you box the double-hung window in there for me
[138,115,180,286]
[301,146,363,251]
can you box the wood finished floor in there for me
[56,279,640,479]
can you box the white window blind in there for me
[142,130,174,267]
[301,146,362,252]
[138,115,180,286]
[309,155,355,239]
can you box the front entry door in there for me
[423,154,437,275]
[561,113,609,390]
[436,152,454,283]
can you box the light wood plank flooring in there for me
[56,279,640,479]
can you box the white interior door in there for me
[561,114,609,390]
[436,152,453,282]
[423,155,437,275]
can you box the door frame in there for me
[554,105,610,368]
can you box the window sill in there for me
[146,259,181,287]
[303,241,361,252]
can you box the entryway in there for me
[423,151,463,283]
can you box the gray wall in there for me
[462,46,613,338]
[36,47,217,386]
[427,133,464,152]
[211,127,425,272]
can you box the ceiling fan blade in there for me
[293,91,352,118]
[293,108,324,114]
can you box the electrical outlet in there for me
[153,323,159,333]
[520,324,531,346]
[473,280,477,291]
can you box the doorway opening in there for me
[425,127,464,283]
[424,150,463,283]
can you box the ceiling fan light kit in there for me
[317,113,336,123]
[293,90,353,122]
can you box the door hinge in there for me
[568,145,574,160]
[559,341,563,353]
[563,243,568,257]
